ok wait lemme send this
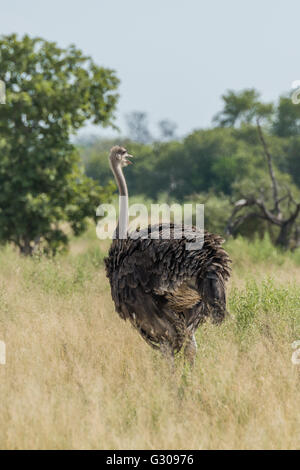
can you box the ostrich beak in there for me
[125,153,133,164]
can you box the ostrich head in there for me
[109,146,133,235]
[109,146,133,169]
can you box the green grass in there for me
[0,230,299,449]
[226,233,300,266]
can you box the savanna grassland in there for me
[0,226,299,450]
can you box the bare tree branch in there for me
[256,117,281,216]
[227,118,300,248]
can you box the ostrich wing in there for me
[105,224,231,345]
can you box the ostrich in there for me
[105,146,231,364]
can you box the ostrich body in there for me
[105,146,231,363]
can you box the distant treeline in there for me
[78,90,300,243]
[79,90,300,202]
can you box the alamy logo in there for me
[0,340,6,365]
[0,80,5,104]
[291,80,300,105]
[96,201,205,251]
[291,340,300,365]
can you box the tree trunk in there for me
[275,222,292,249]
[19,238,33,256]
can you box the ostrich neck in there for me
[111,163,128,239]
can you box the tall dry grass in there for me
[0,229,299,449]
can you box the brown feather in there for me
[105,223,231,354]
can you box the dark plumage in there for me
[104,146,231,363]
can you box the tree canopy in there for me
[0,34,119,254]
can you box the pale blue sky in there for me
[1,0,299,138]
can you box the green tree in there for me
[286,137,300,188]
[154,128,257,199]
[215,89,300,248]
[213,89,273,127]
[0,34,119,255]
[272,95,300,137]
